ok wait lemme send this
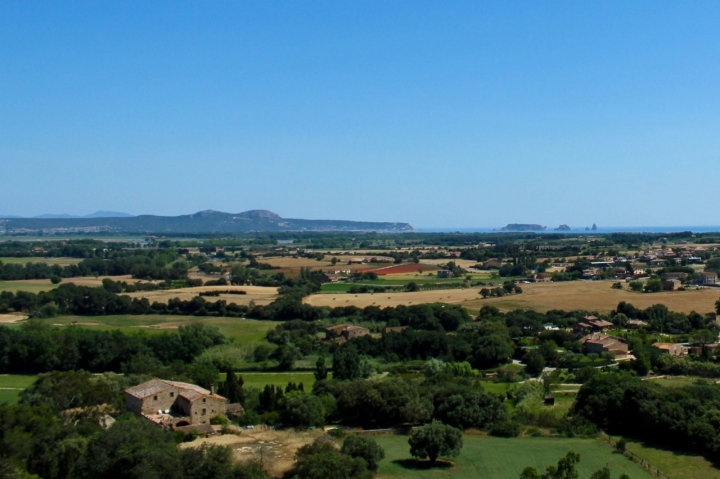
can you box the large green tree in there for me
[408,421,463,466]
[340,435,385,472]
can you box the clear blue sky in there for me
[2,1,719,228]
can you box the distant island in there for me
[555,224,571,231]
[0,209,414,235]
[500,224,547,232]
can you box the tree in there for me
[404,282,420,292]
[519,451,580,479]
[716,297,720,316]
[341,435,386,471]
[479,288,491,298]
[282,393,325,428]
[224,369,244,404]
[333,346,361,381]
[644,279,663,293]
[408,421,463,466]
[293,438,371,479]
[523,350,546,377]
[315,356,328,381]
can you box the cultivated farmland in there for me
[306,280,720,314]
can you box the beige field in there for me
[259,257,334,268]
[125,285,279,305]
[181,427,321,476]
[306,281,720,314]
[417,258,480,269]
[0,313,29,324]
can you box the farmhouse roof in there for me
[325,324,351,332]
[125,379,215,400]
[125,380,173,399]
[652,342,681,351]
[700,271,718,277]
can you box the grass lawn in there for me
[649,376,701,388]
[374,435,652,478]
[0,374,39,405]
[0,281,59,294]
[45,315,280,342]
[617,438,720,479]
[232,372,316,391]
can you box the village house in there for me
[652,342,687,357]
[325,324,371,341]
[698,272,718,285]
[436,270,454,279]
[481,259,503,269]
[573,316,613,334]
[533,273,553,282]
[580,333,629,359]
[125,379,232,428]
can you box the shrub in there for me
[490,421,522,437]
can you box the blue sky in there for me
[1,1,719,228]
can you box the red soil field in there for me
[363,263,439,275]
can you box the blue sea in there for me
[416,226,720,234]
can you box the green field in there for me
[232,372,316,391]
[374,435,652,478]
[44,315,280,342]
[0,281,59,294]
[0,257,83,266]
[618,438,720,479]
[0,375,39,405]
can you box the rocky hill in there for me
[0,210,413,235]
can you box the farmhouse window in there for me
[170,392,174,397]
[202,409,206,415]
[154,396,158,401]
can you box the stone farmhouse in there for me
[125,379,229,428]
[325,324,370,341]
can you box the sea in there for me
[416,226,720,234]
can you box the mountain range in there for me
[0,210,413,234]
[0,211,133,219]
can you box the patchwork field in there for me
[374,435,652,478]
[0,257,83,266]
[125,285,279,305]
[0,275,135,293]
[307,280,720,314]
[43,315,279,342]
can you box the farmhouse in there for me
[481,259,503,269]
[533,273,553,282]
[698,272,718,285]
[436,270,454,279]
[573,316,613,334]
[652,342,687,357]
[325,324,370,340]
[125,379,229,427]
[580,333,629,359]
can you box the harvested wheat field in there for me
[180,426,321,476]
[10,275,136,289]
[0,313,29,324]
[125,285,279,305]
[306,281,720,314]
[259,257,334,268]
